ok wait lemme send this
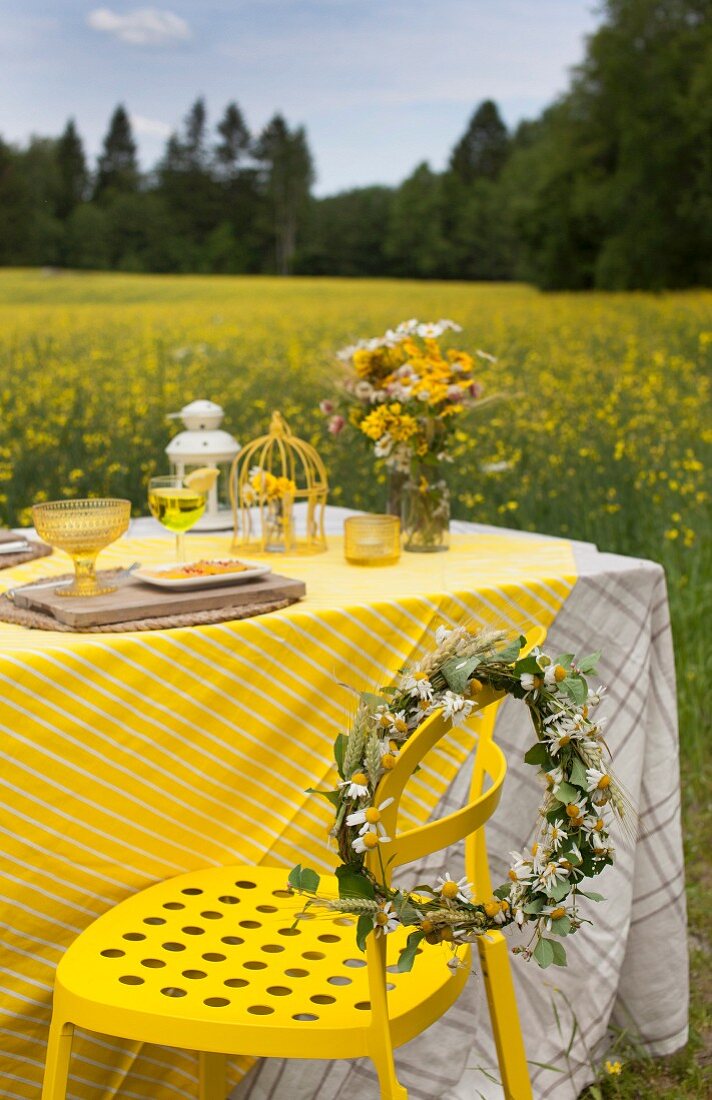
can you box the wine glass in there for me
[32,498,131,597]
[148,475,207,563]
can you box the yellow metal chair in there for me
[42,639,542,1100]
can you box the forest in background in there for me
[0,0,709,290]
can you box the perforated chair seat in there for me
[56,865,471,1061]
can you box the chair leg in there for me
[41,1016,74,1100]
[199,1052,227,1100]
[370,1047,408,1100]
[366,933,408,1100]
[477,932,532,1100]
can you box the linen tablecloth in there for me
[0,515,687,1099]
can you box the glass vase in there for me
[264,495,295,552]
[402,466,450,553]
[385,467,409,517]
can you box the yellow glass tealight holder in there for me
[344,514,401,566]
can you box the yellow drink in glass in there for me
[148,487,206,532]
[148,476,207,561]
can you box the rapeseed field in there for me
[0,269,710,1095]
[0,269,709,762]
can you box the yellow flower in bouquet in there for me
[321,319,493,473]
[241,467,296,505]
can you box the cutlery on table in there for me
[0,540,31,555]
[4,562,142,602]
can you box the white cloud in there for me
[131,113,172,137]
[87,8,190,46]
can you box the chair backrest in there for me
[365,626,547,886]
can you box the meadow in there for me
[0,269,710,1094]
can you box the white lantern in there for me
[165,400,240,531]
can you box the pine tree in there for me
[255,115,314,274]
[95,106,138,198]
[215,102,251,177]
[56,120,88,219]
[449,100,510,184]
[183,98,208,169]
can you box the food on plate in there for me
[146,559,252,580]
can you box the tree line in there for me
[0,0,709,290]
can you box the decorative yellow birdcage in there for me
[230,411,328,554]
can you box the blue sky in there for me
[0,1,602,195]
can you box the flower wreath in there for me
[289,625,626,973]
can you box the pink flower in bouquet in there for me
[328,414,346,435]
[320,399,335,415]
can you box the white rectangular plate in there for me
[134,559,272,590]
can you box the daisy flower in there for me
[492,899,510,925]
[339,771,370,800]
[346,797,394,836]
[544,818,568,852]
[352,830,390,855]
[585,767,612,793]
[441,690,474,727]
[507,851,534,883]
[542,764,565,789]
[402,671,433,700]
[537,860,571,893]
[563,794,588,827]
[544,664,568,687]
[374,901,400,937]
[583,808,608,836]
[436,872,474,904]
[520,672,542,693]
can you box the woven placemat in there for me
[0,569,298,633]
[0,539,52,571]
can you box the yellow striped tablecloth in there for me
[0,533,576,1099]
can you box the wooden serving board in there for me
[13,572,306,628]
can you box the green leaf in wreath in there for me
[391,891,421,926]
[577,889,605,902]
[334,733,346,779]
[552,781,579,804]
[356,913,374,952]
[397,930,426,972]
[561,677,587,705]
[524,742,551,767]
[493,884,512,901]
[287,866,321,894]
[568,756,588,790]
[546,881,572,905]
[300,868,321,894]
[335,866,376,900]
[305,787,341,807]
[494,636,526,664]
[533,937,555,968]
[441,655,481,695]
[554,653,575,670]
[576,651,601,674]
[360,691,386,710]
[550,940,568,966]
[514,654,542,675]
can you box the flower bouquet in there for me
[321,319,498,550]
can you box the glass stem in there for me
[176,532,185,563]
[72,553,99,596]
